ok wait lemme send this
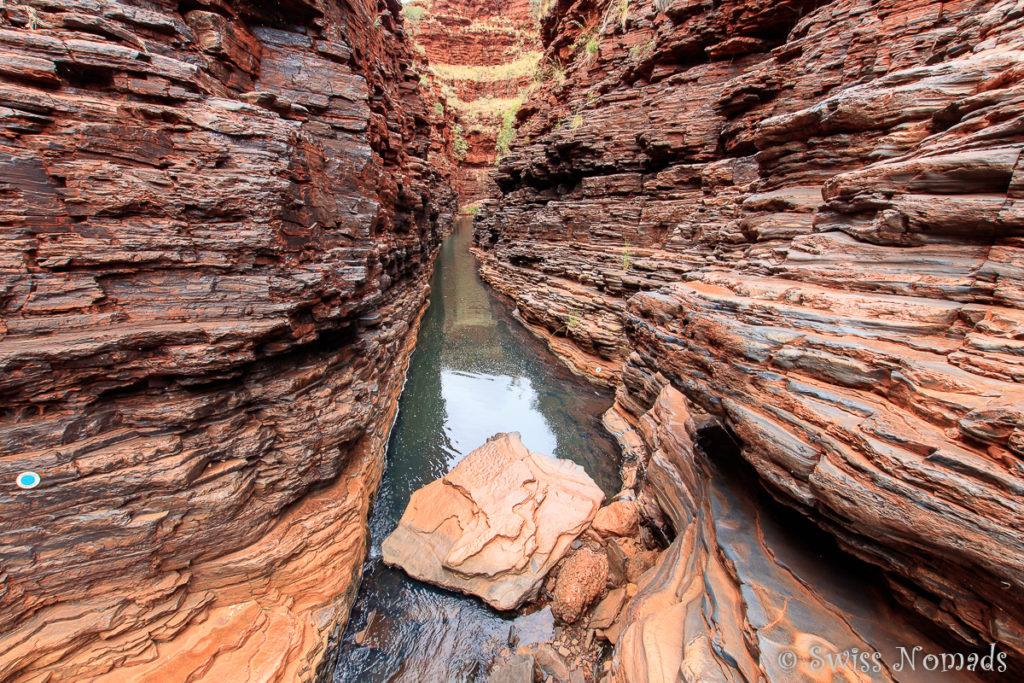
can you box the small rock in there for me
[626,548,660,583]
[535,643,571,682]
[558,645,571,657]
[611,488,635,503]
[606,539,628,586]
[488,653,534,683]
[592,500,639,537]
[603,619,624,645]
[353,609,377,646]
[552,548,609,624]
[588,587,627,630]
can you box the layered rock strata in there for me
[382,432,604,611]
[0,0,455,680]
[474,0,1024,668]
[609,383,978,681]
[406,0,542,200]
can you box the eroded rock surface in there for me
[608,384,979,681]
[0,0,455,680]
[551,546,608,624]
[474,0,1024,670]
[382,432,604,610]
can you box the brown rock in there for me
[0,0,458,679]
[551,547,609,624]
[473,0,1024,669]
[605,539,628,587]
[590,501,639,538]
[534,643,571,682]
[489,653,535,683]
[382,433,604,610]
[588,587,627,630]
[625,548,660,584]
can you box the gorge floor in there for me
[324,218,979,682]
[326,217,621,682]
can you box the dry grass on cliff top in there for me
[448,95,525,121]
[430,52,541,83]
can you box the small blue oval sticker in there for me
[16,471,41,489]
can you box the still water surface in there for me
[330,216,621,682]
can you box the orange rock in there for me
[382,433,604,611]
[551,547,609,625]
[590,501,639,538]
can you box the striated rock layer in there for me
[608,383,980,681]
[406,0,542,200]
[474,0,1024,670]
[0,0,455,680]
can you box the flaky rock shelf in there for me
[0,0,455,680]
[474,0,1024,675]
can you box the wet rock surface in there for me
[474,0,1024,671]
[382,432,604,611]
[0,0,455,680]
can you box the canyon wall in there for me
[474,0,1024,674]
[0,0,455,680]
[406,0,541,201]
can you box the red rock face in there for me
[406,0,542,201]
[0,0,455,679]
[474,0,1024,668]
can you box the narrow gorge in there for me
[0,0,1021,682]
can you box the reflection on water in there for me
[330,217,621,682]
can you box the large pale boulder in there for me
[382,432,605,610]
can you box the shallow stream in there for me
[329,216,621,682]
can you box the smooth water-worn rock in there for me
[0,0,455,680]
[382,432,604,611]
[474,0,1024,667]
[606,384,978,682]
